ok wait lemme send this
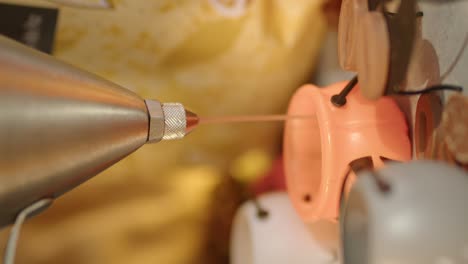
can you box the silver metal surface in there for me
[341,161,468,264]
[0,36,150,227]
[144,99,165,143]
[161,103,187,140]
[144,100,197,142]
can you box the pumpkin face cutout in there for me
[284,81,411,222]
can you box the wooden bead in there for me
[356,11,390,100]
[338,0,368,71]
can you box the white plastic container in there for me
[230,192,339,264]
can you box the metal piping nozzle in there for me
[0,35,199,227]
[145,100,199,143]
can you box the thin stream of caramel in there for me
[199,114,316,125]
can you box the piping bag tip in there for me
[185,109,199,135]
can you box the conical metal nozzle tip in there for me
[145,100,198,142]
[185,109,199,135]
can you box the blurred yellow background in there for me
[0,0,326,263]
